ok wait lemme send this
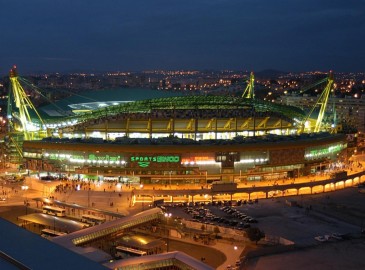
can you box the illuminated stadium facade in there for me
[8,67,347,184]
[23,133,346,185]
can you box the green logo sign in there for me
[138,162,151,168]
[47,153,122,162]
[130,155,180,168]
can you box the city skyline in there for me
[1,0,365,75]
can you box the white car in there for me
[314,235,329,242]
[331,233,343,240]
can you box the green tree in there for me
[245,227,265,245]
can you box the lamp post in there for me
[205,171,208,188]
[164,212,172,252]
[21,185,29,214]
[87,179,91,208]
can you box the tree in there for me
[245,227,265,245]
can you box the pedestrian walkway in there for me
[176,236,245,270]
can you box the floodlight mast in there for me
[314,70,334,133]
[242,72,255,99]
[300,71,335,133]
[9,66,45,140]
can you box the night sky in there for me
[1,0,364,74]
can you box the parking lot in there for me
[162,200,258,229]
[160,188,364,249]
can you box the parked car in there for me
[247,218,258,223]
[314,235,330,242]
[330,233,343,240]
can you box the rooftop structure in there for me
[0,217,108,270]
[104,251,215,270]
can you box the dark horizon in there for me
[1,0,365,75]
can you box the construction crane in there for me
[242,72,255,99]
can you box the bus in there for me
[42,205,66,217]
[81,214,106,226]
[41,229,67,238]
[115,246,147,259]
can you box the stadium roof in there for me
[37,87,306,127]
[44,95,305,127]
[40,88,185,117]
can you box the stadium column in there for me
[215,118,218,140]
[169,171,172,188]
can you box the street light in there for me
[3,154,7,169]
[205,171,208,187]
[164,212,172,222]
[164,212,172,252]
[21,185,29,214]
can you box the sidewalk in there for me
[141,226,246,270]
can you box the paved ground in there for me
[251,239,365,270]
[1,173,365,270]
[243,188,365,270]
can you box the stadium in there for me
[8,68,348,185]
